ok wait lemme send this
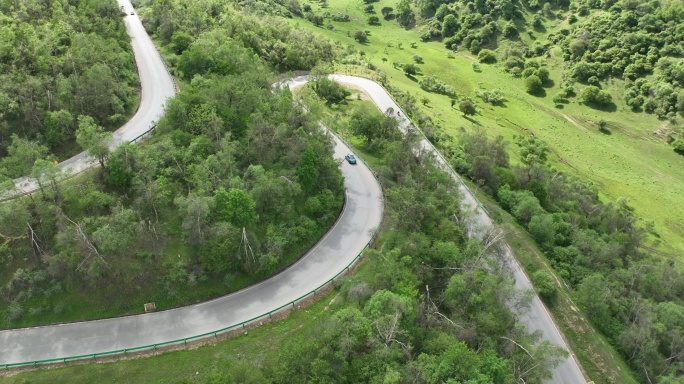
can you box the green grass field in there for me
[290,0,684,259]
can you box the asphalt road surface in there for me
[10,0,176,195]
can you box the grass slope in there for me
[291,0,684,259]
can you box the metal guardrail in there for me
[1,116,384,370]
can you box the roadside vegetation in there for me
[280,0,684,382]
[0,0,140,165]
[0,3,343,328]
[5,91,570,384]
[3,0,684,382]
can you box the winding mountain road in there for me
[314,75,587,384]
[11,0,176,195]
[1,0,384,365]
[1,3,585,383]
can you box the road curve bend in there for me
[313,75,586,384]
[0,2,386,369]
[10,0,176,195]
[0,130,383,365]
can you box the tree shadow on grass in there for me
[530,89,547,98]
[464,115,481,126]
[599,128,612,135]
[587,102,617,113]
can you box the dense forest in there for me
[0,3,344,327]
[194,93,569,383]
[0,0,140,166]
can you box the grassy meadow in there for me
[290,0,684,259]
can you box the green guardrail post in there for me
[153,344,157,351]
[184,339,187,348]
[124,349,127,357]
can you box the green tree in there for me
[296,147,320,191]
[458,99,477,116]
[396,0,415,28]
[0,135,50,178]
[531,269,558,304]
[403,63,419,76]
[354,30,368,43]
[349,107,384,144]
[215,188,257,228]
[525,75,543,94]
[75,115,112,168]
[441,14,459,38]
[199,222,241,273]
[171,31,193,54]
[30,159,62,198]
[575,274,623,339]
[43,110,75,148]
[326,307,372,357]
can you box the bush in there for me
[314,77,351,104]
[672,139,684,154]
[459,99,477,116]
[477,49,497,64]
[412,54,423,63]
[502,22,518,38]
[368,16,380,25]
[531,270,558,305]
[332,13,350,22]
[354,30,368,43]
[476,89,504,105]
[525,75,543,94]
[552,93,567,106]
[403,63,419,76]
[381,6,393,19]
[580,86,612,106]
[419,76,456,97]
